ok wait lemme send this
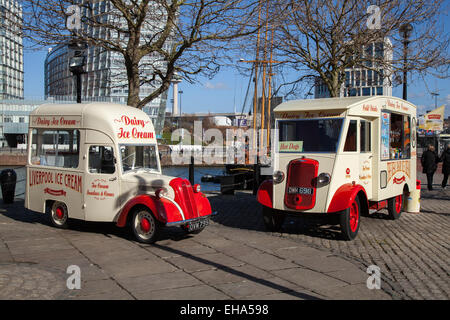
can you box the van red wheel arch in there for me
[257,180,273,208]
[327,183,367,213]
[116,195,164,227]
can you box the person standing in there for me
[421,144,439,191]
[440,143,450,190]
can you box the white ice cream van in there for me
[257,96,419,240]
[25,103,214,243]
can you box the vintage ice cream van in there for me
[257,96,418,240]
[25,103,213,243]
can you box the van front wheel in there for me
[262,206,286,232]
[131,208,161,244]
[340,197,360,241]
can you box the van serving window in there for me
[30,129,80,168]
[384,112,411,160]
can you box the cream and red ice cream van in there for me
[25,103,213,243]
[257,96,418,240]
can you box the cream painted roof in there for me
[273,96,415,112]
[30,102,157,144]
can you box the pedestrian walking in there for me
[440,143,450,190]
[421,144,439,191]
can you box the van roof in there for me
[29,102,157,144]
[273,96,415,113]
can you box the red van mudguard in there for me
[327,183,367,213]
[116,178,212,227]
[257,180,273,208]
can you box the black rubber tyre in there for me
[50,201,69,229]
[339,197,361,241]
[131,208,162,244]
[262,206,286,232]
[387,194,403,220]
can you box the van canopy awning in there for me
[273,96,369,113]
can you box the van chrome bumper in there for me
[165,211,217,227]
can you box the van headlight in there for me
[317,173,331,186]
[273,170,285,184]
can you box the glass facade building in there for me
[314,38,393,99]
[44,0,170,136]
[0,0,23,100]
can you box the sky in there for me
[24,48,450,119]
[23,3,450,120]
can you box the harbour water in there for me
[0,165,225,200]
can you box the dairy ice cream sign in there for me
[114,115,155,141]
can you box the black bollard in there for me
[0,169,17,204]
[189,155,195,186]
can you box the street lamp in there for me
[431,92,439,109]
[399,23,413,100]
[68,40,87,103]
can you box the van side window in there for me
[89,146,115,174]
[31,129,80,168]
[388,113,411,159]
[360,121,371,152]
[344,120,357,152]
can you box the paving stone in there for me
[236,252,298,271]
[273,268,348,292]
[133,284,230,300]
[117,271,202,293]
[101,258,178,278]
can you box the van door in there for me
[84,145,120,222]
[359,120,373,199]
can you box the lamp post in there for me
[68,40,87,103]
[399,23,413,100]
[431,92,439,109]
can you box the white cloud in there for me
[204,81,229,90]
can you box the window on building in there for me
[31,129,80,168]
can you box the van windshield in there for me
[278,119,343,153]
[120,144,160,173]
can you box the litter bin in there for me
[405,179,421,213]
[0,169,17,204]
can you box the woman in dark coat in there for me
[421,144,439,191]
[440,143,450,190]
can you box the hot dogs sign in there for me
[114,115,155,141]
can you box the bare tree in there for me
[272,0,450,98]
[19,0,266,109]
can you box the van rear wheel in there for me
[387,194,403,220]
[131,208,161,244]
[340,197,360,241]
[50,201,69,229]
[262,206,286,232]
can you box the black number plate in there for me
[288,187,313,195]
[187,218,209,232]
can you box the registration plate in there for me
[187,218,209,232]
[288,187,313,195]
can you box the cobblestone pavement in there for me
[209,170,450,300]
[0,200,388,300]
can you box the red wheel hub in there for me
[140,218,151,233]
[56,207,64,219]
[349,201,359,232]
[395,195,402,213]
